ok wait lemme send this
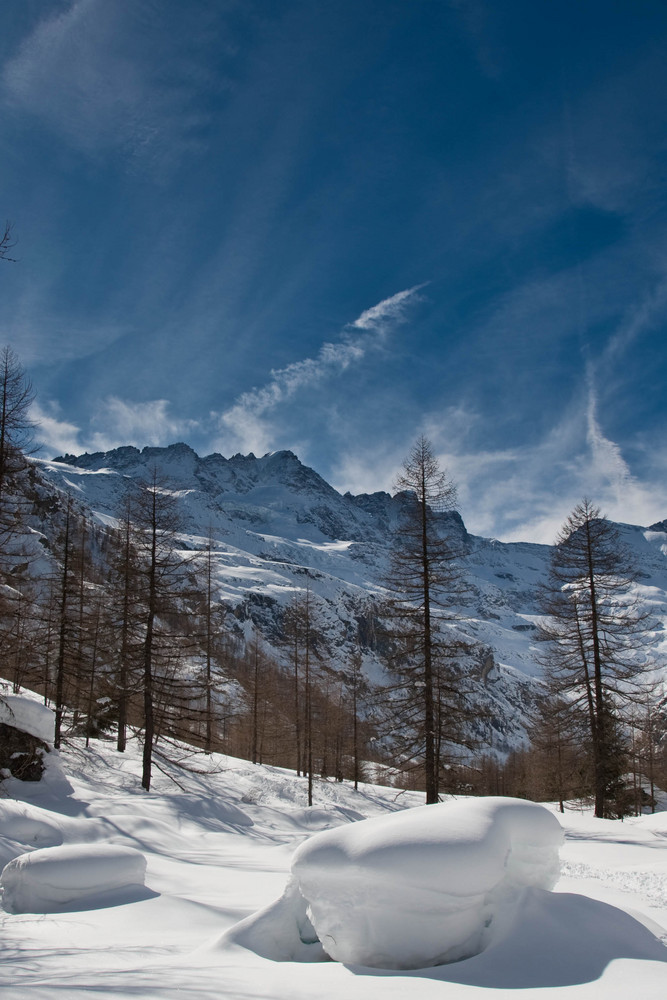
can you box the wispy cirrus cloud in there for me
[602,275,667,363]
[420,376,667,544]
[2,0,214,167]
[329,367,665,545]
[350,284,428,330]
[32,397,198,457]
[87,397,199,452]
[213,285,426,456]
[584,369,633,502]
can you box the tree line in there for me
[0,344,665,813]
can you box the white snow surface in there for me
[0,703,665,997]
[0,693,54,743]
[1,843,147,913]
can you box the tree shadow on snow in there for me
[345,891,667,989]
[48,883,160,914]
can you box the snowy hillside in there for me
[30,443,667,754]
[1,691,666,998]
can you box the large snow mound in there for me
[0,694,54,743]
[1,843,147,913]
[223,796,563,969]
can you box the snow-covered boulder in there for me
[223,796,563,969]
[0,695,54,743]
[1,843,147,913]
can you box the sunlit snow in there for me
[0,694,54,743]
[0,702,665,998]
[225,798,562,968]
[2,843,148,913]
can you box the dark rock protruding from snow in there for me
[0,695,54,782]
[0,724,49,781]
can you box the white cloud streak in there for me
[214,285,425,455]
[32,397,197,457]
[584,370,633,503]
[350,284,428,331]
[30,402,84,457]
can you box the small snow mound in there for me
[1,815,63,850]
[0,801,65,868]
[0,695,54,743]
[225,796,563,969]
[1,843,147,914]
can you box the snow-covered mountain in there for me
[31,443,667,754]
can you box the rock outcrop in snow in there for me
[0,694,54,782]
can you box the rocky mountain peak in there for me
[29,443,667,757]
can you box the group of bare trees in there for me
[2,473,376,791]
[460,500,665,817]
[0,346,38,696]
[379,437,664,815]
[0,350,376,792]
[231,616,373,801]
[2,466,198,789]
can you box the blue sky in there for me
[1,0,667,542]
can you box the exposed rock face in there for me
[0,723,49,781]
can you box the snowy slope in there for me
[0,701,666,998]
[30,444,667,753]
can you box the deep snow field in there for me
[1,713,667,998]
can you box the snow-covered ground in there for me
[1,728,666,998]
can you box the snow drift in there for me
[1,843,147,913]
[0,721,665,999]
[222,796,563,969]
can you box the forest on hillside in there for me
[1,346,666,816]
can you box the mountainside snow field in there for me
[1,691,666,998]
[33,446,667,754]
